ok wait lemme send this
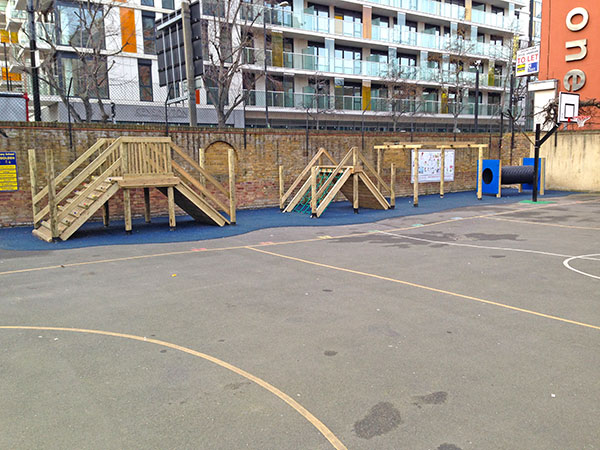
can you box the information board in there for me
[411,149,455,183]
[0,151,18,191]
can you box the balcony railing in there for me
[242,48,506,88]
[244,90,504,116]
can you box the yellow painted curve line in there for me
[0,325,347,450]
[247,247,600,332]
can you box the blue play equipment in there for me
[478,158,545,197]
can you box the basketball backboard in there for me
[558,92,579,123]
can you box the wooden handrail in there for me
[169,141,229,198]
[358,151,391,194]
[172,161,230,214]
[314,148,353,200]
[33,138,112,204]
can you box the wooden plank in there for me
[353,173,359,211]
[172,161,229,213]
[45,148,58,239]
[376,147,381,191]
[315,148,353,201]
[440,148,445,198]
[357,151,390,194]
[170,141,229,197]
[228,148,236,224]
[316,168,352,217]
[59,182,120,241]
[28,149,40,228]
[390,163,395,208]
[413,149,419,207]
[118,175,180,188]
[123,189,132,232]
[359,172,390,209]
[310,166,317,216]
[144,188,151,223]
[122,142,129,175]
[281,148,331,205]
[172,181,229,226]
[279,165,284,210]
[283,177,311,213]
[33,138,111,204]
[199,147,206,187]
[167,186,176,228]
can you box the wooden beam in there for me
[390,163,396,208]
[413,149,419,207]
[198,147,205,188]
[279,165,284,210]
[123,188,132,233]
[167,186,176,229]
[440,148,445,198]
[144,188,151,223]
[45,148,58,239]
[310,166,317,217]
[353,148,359,212]
[376,147,381,191]
[281,148,332,206]
[357,151,390,194]
[28,149,40,228]
[316,168,353,217]
[228,148,236,224]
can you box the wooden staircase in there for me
[29,137,235,242]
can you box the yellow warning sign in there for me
[0,152,19,191]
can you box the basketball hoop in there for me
[567,115,591,127]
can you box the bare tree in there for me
[382,64,427,135]
[23,0,125,122]
[201,0,262,128]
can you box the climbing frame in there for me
[279,147,394,218]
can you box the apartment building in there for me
[1,0,537,130]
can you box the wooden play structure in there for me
[28,137,236,242]
[374,142,488,206]
[279,147,395,217]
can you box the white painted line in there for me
[563,254,600,281]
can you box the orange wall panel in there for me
[120,8,137,53]
[540,1,600,100]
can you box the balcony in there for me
[244,90,503,117]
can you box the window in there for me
[205,76,228,106]
[138,59,153,102]
[490,35,503,46]
[162,0,174,10]
[491,6,504,16]
[142,12,156,55]
[58,52,109,99]
[141,0,153,6]
[472,1,485,12]
[57,1,105,49]
[424,24,441,36]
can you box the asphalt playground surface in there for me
[1,191,599,450]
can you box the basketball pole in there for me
[532,123,558,202]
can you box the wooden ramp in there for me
[29,138,235,242]
[280,147,394,218]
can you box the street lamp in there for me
[263,1,289,128]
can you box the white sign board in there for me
[516,46,540,77]
[411,149,455,183]
[558,92,580,123]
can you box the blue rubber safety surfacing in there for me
[0,189,572,251]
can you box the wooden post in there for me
[390,163,396,209]
[44,148,58,239]
[376,147,381,191]
[228,147,236,224]
[144,187,151,223]
[310,166,317,217]
[279,164,284,210]
[103,202,110,227]
[198,147,206,187]
[413,149,419,207]
[121,141,129,176]
[167,186,176,229]
[477,145,483,200]
[123,189,132,233]
[28,149,40,228]
[497,160,502,198]
[352,147,359,212]
[440,147,445,198]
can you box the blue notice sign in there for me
[0,151,18,191]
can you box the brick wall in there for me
[0,121,535,227]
